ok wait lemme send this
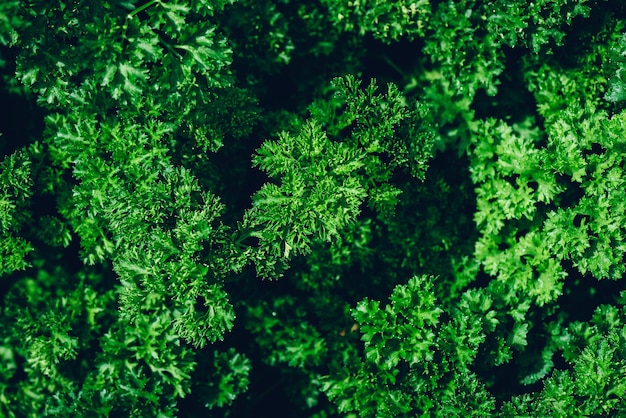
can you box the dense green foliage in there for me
[1,0,626,416]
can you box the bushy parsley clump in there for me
[1,0,626,416]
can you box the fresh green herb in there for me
[1,1,626,416]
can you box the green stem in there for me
[121,0,160,50]
[382,54,407,78]
[128,0,159,19]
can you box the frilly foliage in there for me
[1,0,626,416]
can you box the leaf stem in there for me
[384,55,406,76]
[128,0,159,19]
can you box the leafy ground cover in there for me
[1,0,626,416]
